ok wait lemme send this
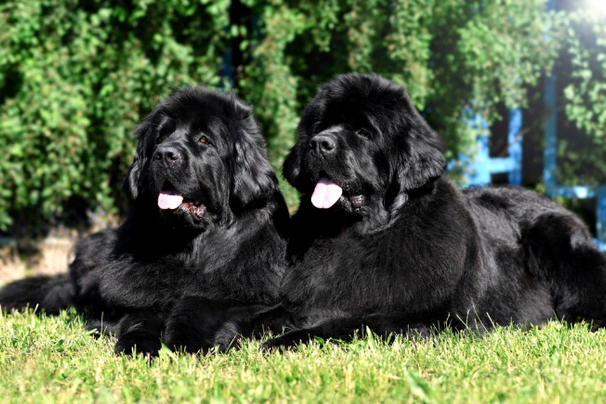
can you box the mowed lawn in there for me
[1,310,605,403]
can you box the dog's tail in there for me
[0,274,75,315]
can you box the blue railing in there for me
[463,0,605,252]
[464,108,522,187]
[464,101,605,251]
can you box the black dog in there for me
[262,73,606,349]
[0,87,288,356]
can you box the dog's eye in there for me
[155,136,164,145]
[357,128,371,138]
[199,136,209,144]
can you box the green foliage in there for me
[0,0,605,229]
[563,11,606,143]
[235,0,559,199]
[556,9,606,186]
[0,0,229,229]
[2,310,606,402]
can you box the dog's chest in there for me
[283,229,452,314]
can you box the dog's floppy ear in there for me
[283,103,319,191]
[395,101,447,191]
[122,121,151,204]
[282,141,303,190]
[122,156,142,203]
[230,100,278,209]
[397,135,447,190]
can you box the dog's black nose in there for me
[310,135,336,154]
[155,146,182,165]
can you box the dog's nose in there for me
[310,135,336,154]
[155,146,182,165]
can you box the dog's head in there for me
[123,87,279,232]
[284,73,446,216]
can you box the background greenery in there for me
[2,3,606,402]
[2,310,606,403]
[0,0,605,233]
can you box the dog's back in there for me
[462,185,606,327]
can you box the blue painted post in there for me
[507,108,522,186]
[544,0,557,195]
[466,112,491,185]
[464,108,523,186]
[461,3,523,186]
[543,73,557,195]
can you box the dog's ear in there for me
[230,100,279,209]
[282,141,303,190]
[122,156,142,203]
[122,121,151,205]
[395,102,447,191]
[397,135,447,190]
[283,104,318,191]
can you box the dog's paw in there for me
[260,337,288,353]
[260,333,304,353]
[114,336,161,359]
[86,320,118,338]
[212,322,241,353]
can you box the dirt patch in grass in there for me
[0,237,75,285]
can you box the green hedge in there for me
[0,0,604,231]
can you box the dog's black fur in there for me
[0,88,288,355]
[262,73,606,349]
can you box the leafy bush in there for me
[0,0,229,231]
[558,9,606,186]
[0,0,604,232]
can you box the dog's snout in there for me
[155,146,182,165]
[310,135,336,154]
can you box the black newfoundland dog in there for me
[0,87,288,356]
[262,73,606,349]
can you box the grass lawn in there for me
[1,310,605,403]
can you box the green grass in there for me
[1,310,606,403]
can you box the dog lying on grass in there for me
[0,87,288,356]
[262,73,606,350]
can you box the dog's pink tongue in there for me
[311,178,343,209]
[158,192,184,210]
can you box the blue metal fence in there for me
[221,0,605,250]
[465,109,523,187]
[465,98,605,251]
[464,0,605,251]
